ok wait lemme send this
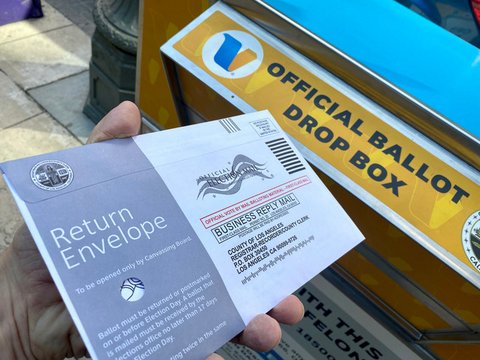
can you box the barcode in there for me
[266,138,306,174]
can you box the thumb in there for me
[205,354,223,360]
[87,101,141,144]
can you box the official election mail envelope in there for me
[0,110,363,360]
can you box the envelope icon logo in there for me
[30,160,73,191]
[202,30,263,79]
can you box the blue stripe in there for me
[214,33,242,71]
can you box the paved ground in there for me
[0,0,96,252]
[0,1,96,358]
[46,0,96,36]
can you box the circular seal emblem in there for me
[31,160,73,191]
[202,30,263,79]
[462,210,480,272]
[120,277,145,302]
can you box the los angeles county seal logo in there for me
[31,160,73,191]
[462,210,480,272]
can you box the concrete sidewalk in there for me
[0,1,96,251]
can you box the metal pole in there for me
[83,0,139,123]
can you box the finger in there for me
[31,304,72,359]
[233,314,281,352]
[12,222,34,252]
[87,101,141,144]
[205,353,223,360]
[69,326,88,359]
[267,295,304,325]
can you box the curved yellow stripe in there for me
[228,48,256,71]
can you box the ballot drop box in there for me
[136,1,480,359]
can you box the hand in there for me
[0,101,304,359]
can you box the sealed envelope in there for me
[0,110,363,360]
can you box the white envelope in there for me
[0,110,363,360]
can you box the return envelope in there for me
[0,110,364,360]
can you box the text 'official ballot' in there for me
[0,111,364,360]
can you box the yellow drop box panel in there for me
[160,3,480,285]
[136,0,211,129]
[137,1,480,358]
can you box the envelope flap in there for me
[0,139,153,204]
